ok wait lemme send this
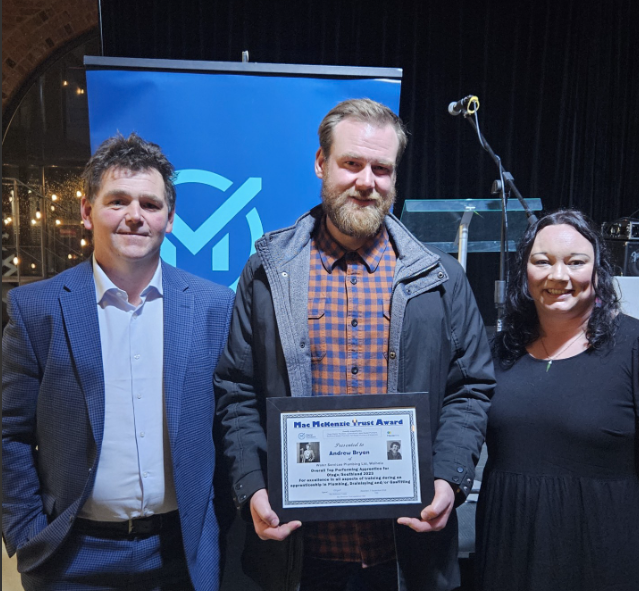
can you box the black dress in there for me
[476,314,639,591]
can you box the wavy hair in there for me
[318,98,408,166]
[82,132,177,213]
[495,209,620,367]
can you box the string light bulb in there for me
[36,208,42,219]
[80,238,87,247]
[55,219,62,226]
[51,194,58,201]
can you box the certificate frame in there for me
[266,393,434,522]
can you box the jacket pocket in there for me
[42,492,56,518]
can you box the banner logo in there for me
[161,169,264,289]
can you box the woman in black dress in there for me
[476,210,639,591]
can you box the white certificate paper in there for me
[281,408,420,508]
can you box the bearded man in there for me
[214,99,494,591]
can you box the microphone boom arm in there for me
[462,113,538,224]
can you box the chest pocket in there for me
[308,297,326,363]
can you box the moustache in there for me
[340,189,383,203]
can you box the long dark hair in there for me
[495,209,620,367]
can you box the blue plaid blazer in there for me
[2,260,234,591]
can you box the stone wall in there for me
[2,0,98,114]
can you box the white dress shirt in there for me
[78,258,178,521]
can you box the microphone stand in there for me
[459,106,538,332]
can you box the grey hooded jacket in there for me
[215,206,494,591]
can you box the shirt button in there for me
[143,472,148,478]
[140,432,145,438]
[389,351,396,359]
[350,277,357,285]
[134,354,140,360]
[137,393,142,399]
[351,366,358,374]
[457,467,464,473]
[351,319,358,327]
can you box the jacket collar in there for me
[257,204,444,283]
[58,260,192,447]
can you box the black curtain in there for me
[99,0,639,223]
[99,0,638,322]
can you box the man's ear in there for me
[80,196,93,230]
[315,147,326,180]
[165,208,175,234]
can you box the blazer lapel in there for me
[162,264,193,447]
[58,261,106,446]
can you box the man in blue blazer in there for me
[2,133,234,590]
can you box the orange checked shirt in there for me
[303,217,398,566]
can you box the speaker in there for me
[605,240,639,276]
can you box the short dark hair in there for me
[318,98,408,166]
[495,209,620,367]
[82,132,177,213]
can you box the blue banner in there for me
[86,61,401,289]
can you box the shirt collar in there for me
[92,256,163,306]
[315,216,390,273]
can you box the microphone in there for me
[448,95,476,116]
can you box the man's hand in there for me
[397,479,456,532]
[250,488,302,541]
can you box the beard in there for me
[321,180,396,240]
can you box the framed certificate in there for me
[266,393,434,522]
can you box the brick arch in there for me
[2,0,99,117]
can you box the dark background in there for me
[98,0,638,324]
